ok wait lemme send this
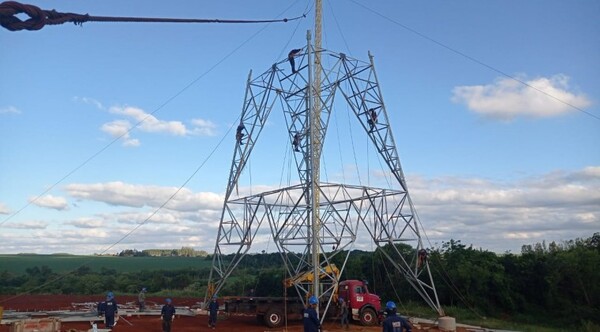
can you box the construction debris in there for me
[8,317,60,332]
[0,301,197,327]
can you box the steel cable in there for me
[0,1,306,31]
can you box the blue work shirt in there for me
[302,306,320,332]
[382,313,411,332]
[98,299,118,317]
[208,300,219,314]
[161,304,176,320]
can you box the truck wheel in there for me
[264,308,284,328]
[359,308,377,326]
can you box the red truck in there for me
[338,279,381,326]
[222,279,381,328]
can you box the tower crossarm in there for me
[224,69,279,200]
[337,54,408,192]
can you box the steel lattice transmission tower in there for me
[206,1,443,319]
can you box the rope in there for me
[413,207,486,319]
[0,0,302,305]
[0,117,238,306]
[325,0,353,56]
[333,101,347,184]
[344,83,362,185]
[275,0,309,61]
[0,1,291,228]
[376,249,409,315]
[0,1,306,31]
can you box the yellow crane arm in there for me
[283,264,340,288]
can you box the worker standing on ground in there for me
[339,297,349,329]
[288,48,302,74]
[382,301,412,332]
[303,295,320,332]
[138,287,147,312]
[161,298,176,332]
[208,295,219,329]
[97,291,118,329]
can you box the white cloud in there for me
[100,119,140,147]
[66,217,105,228]
[0,202,10,214]
[29,195,69,211]
[122,138,141,147]
[109,106,187,136]
[191,118,218,136]
[97,104,216,145]
[59,169,598,254]
[4,220,48,230]
[3,168,598,254]
[73,96,104,110]
[0,212,217,254]
[101,119,131,137]
[100,105,197,146]
[408,167,600,252]
[451,74,591,120]
[65,181,224,211]
[0,106,21,114]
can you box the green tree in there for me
[255,268,285,297]
[436,240,514,314]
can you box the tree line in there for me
[113,247,209,257]
[1,233,598,327]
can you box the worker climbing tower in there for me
[206,0,444,320]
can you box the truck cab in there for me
[337,280,381,326]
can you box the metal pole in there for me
[312,0,323,315]
[306,29,319,310]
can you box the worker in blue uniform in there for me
[303,295,320,332]
[97,291,118,328]
[208,295,219,329]
[161,298,176,332]
[382,301,411,332]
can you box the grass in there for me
[0,254,214,274]
[397,301,597,332]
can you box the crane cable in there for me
[0,1,306,32]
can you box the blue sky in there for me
[1,0,598,255]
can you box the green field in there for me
[0,254,214,274]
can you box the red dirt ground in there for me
[0,295,468,332]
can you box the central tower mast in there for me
[310,0,323,311]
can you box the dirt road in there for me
[0,295,467,332]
